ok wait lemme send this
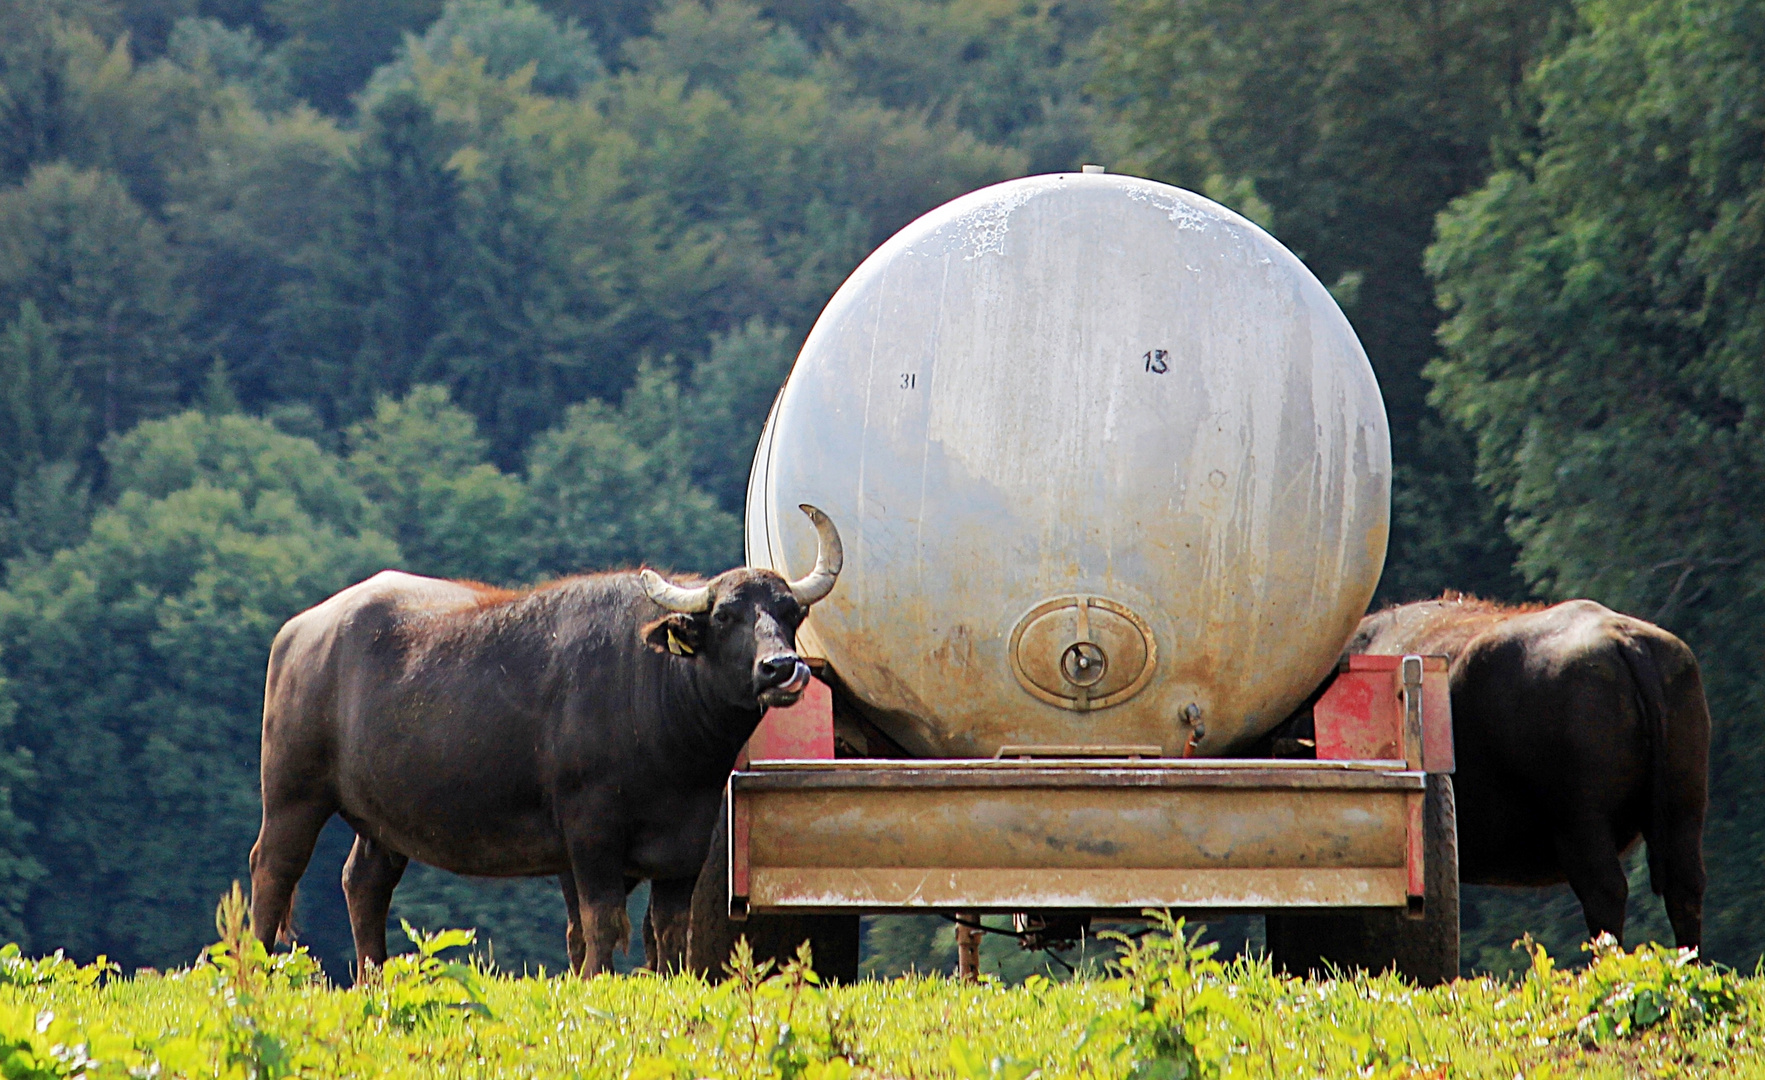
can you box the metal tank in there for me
[745,171,1390,757]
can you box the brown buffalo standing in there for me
[249,506,843,977]
[1349,596,1709,948]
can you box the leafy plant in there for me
[948,1038,1039,1080]
[0,1002,144,1079]
[0,944,113,989]
[1573,934,1743,1045]
[200,881,306,1079]
[1099,913,1245,1080]
[361,921,492,1031]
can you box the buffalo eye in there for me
[712,607,735,626]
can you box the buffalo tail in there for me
[1615,631,1673,898]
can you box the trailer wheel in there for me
[685,814,862,981]
[1265,773,1459,985]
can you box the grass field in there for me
[0,893,1755,1079]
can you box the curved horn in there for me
[787,504,844,606]
[639,569,713,613]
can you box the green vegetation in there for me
[0,0,1758,995]
[1426,0,1765,970]
[0,911,1754,1078]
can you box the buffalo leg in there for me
[565,844,628,977]
[560,875,643,971]
[560,873,587,974]
[1656,817,1707,949]
[1555,820,1628,943]
[342,833,409,978]
[571,895,628,977]
[248,796,334,952]
[648,878,695,974]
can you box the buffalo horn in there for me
[787,504,843,606]
[639,570,713,613]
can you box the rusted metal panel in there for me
[748,788,1406,869]
[1313,666,1401,761]
[736,764,1424,791]
[744,675,835,762]
[1406,790,1426,899]
[729,785,751,916]
[1314,654,1452,774]
[732,760,1421,914]
[746,173,1390,759]
[748,867,1410,912]
[741,757,1423,774]
[1422,665,1454,773]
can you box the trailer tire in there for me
[1265,773,1459,985]
[686,812,862,982]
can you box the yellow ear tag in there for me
[667,627,694,656]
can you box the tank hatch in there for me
[1009,596,1157,710]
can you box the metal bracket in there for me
[1401,654,1424,771]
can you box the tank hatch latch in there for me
[1008,595,1157,711]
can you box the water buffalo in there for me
[1349,596,1709,948]
[248,505,843,977]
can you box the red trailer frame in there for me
[714,655,1456,980]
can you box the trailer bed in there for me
[729,757,1426,916]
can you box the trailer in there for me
[692,171,1460,983]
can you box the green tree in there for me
[0,302,91,557]
[526,359,741,575]
[682,318,795,513]
[33,18,240,211]
[0,302,87,500]
[0,1,82,187]
[369,0,604,98]
[165,15,294,110]
[0,413,397,967]
[371,44,669,453]
[1427,0,1765,967]
[610,0,1025,350]
[0,681,40,952]
[822,0,1114,172]
[0,164,188,443]
[540,0,656,56]
[1097,0,1570,601]
[162,101,354,412]
[265,0,444,113]
[345,385,532,583]
[334,87,465,419]
[266,0,1021,462]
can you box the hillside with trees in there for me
[0,0,1757,978]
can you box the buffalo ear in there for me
[643,613,704,657]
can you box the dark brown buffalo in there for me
[1349,596,1709,948]
[249,506,843,977]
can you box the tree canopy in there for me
[1428,0,1765,965]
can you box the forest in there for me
[0,0,1759,983]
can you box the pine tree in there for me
[0,301,87,496]
[0,165,187,442]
